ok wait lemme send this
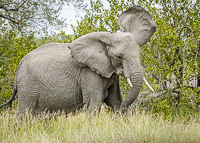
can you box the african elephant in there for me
[0,6,157,116]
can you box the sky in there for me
[59,0,109,34]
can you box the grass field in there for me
[0,108,200,143]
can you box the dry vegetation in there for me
[1,108,200,143]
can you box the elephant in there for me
[0,6,157,116]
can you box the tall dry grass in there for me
[0,108,200,143]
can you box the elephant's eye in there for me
[118,56,122,60]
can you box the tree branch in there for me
[0,0,27,12]
[0,14,19,24]
[179,0,199,25]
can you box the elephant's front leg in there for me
[104,75,122,110]
[80,68,108,113]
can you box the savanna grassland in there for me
[1,108,200,143]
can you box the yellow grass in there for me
[0,108,200,143]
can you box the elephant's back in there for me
[18,43,71,68]
[29,43,71,60]
[16,43,74,79]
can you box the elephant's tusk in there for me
[127,78,133,87]
[143,77,154,92]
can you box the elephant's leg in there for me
[87,93,104,113]
[104,76,122,110]
[81,85,105,113]
[16,96,38,117]
[16,80,39,117]
[80,68,107,113]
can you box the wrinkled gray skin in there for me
[0,6,156,116]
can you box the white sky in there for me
[59,0,109,34]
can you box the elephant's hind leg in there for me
[16,82,39,117]
[16,95,38,117]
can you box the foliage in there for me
[0,0,66,34]
[0,30,37,106]
[137,0,200,112]
[66,0,88,13]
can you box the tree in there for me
[138,0,200,103]
[0,0,66,34]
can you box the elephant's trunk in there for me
[120,58,144,112]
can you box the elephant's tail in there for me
[0,81,17,108]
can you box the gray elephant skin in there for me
[0,6,157,116]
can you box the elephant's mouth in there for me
[115,69,154,92]
[115,64,154,92]
[115,68,134,88]
[115,69,123,75]
[115,67,123,75]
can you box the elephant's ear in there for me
[68,32,115,78]
[118,6,157,47]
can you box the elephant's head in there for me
[68,6,156,112]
